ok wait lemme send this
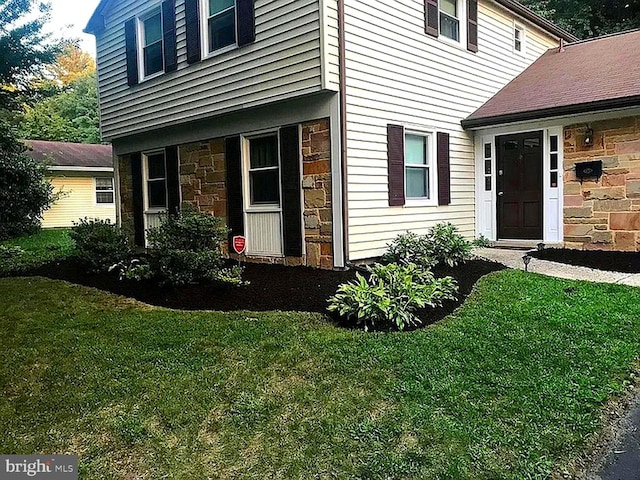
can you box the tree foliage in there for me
[0,0,59,150]
[521,0,640,39]
[0,1,61,238]
[0,151,55,240]
[21,71,100,144]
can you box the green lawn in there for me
[0,229,74,276]
[1,272,639,479]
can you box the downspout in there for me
[337,0,349,265]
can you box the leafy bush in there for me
[424,223,473,267]
[71,218,132,273]
[473,235,491,248]
[0,149,55,240]
[109,258,154,282]
[328,263,458,331]
[384,223,473,269]
[382,232,436,270]
[146,209,243,286]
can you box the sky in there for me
[43,0,102,56]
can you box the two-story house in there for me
[86,0,576,269]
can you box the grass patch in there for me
[0,229,74,276]
[1,271,640,478]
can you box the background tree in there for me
[21,69,101,144]
[520,0,640,39]
[0,0,59,151]
[0,0,59,238]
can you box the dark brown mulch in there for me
[25,259,504,325]
[530,248,640,274]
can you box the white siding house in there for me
[87,0,575,268]
[343,0,562,260]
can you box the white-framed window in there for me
[203,0,237,55]
[248,134,281,206]
[138,8,164,79]
[143,151,168,210]
[405,133,435,200]
[514,23,525,54]
[440,0,460,41]
[95,177,115,204]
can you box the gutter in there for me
[48,166,114,173]
[461,95,640,129]
[337,0,350,265]
[492,0,578,42]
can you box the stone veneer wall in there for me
[178,118,334,268]
[117,154,136,243]
[564,115,640,251]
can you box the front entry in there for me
[496,131,543,240]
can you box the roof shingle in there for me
[463,29,640,128]
[24,140,113,169]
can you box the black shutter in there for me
[130,153,145,246]
[162,0,178,72]
[425,0,439,37]
[437,132,451,206]
[165,146,181,214]
[125,18,139,86]
[185,0,202,64]
[225,137,244,244]
[236,0,256,47]
[387,124,405,207]
[467,0,478,52]
[280,125,303,257]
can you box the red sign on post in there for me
[232,235,247,255]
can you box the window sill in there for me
[202,43,238,60]
[139,70,165,84]
[404,198,439,208]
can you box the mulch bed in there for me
[24,259,504,327]
[530,248,640,274]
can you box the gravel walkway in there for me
[474,247,640,287]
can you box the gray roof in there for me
[24,140,113,169]
[463,29,640,128]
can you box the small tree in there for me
[0,149,55,240]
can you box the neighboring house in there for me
[463,29,640,251]
[25,140,116,228]
[85,0,575,269]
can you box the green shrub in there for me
[384,223,473,269]
[424,223,473,267]
[109,258,154,282]
[71,218,132,273]
[146,209,243,286]
[328,263,458,331]
[382,232,436,270]
[473,235,492,248]
[0,149,55,240]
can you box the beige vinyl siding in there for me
[321,0,340,90]
[43,176,116,228]
[344,0,560,260]
[96,0,327,140]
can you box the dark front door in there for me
[497,131,543,240]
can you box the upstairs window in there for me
[425,0,477,52]
[140,9,164,78]
[514,24,525,54]
[125,1,177,86]
[440,0,460,41]
[206,0,237,53]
